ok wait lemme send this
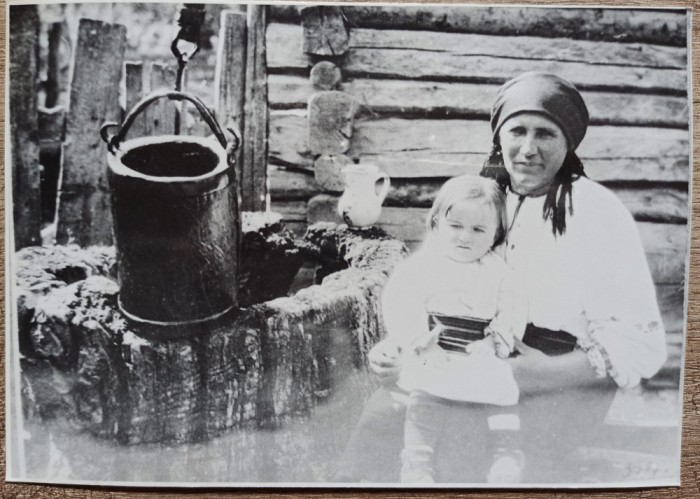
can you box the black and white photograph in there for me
[5,1,692,488]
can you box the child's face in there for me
[435,199,498,263]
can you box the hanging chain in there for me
[171,4,205,133]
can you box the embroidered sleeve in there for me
[577,190,668,388]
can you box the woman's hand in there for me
[508,338,614,395]
[368,339,403,383]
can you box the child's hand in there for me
[411,325,443,354]
[368,339,403,383]
[484,326,513,359]
[465,337,497,355]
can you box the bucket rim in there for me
[107,134,229,183]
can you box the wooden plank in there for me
[301,6,349,56]
[124,62,146,139]
[307,194,687,286]
[45,21,69,109]
[268,75,690,128]
[242,5,269,211]
[145,62,176,136]
[215,10,247,135]
[269,6,687,47]
[269,113,690,182]
[267,23,687,93]
[269,165,316,200]
[271,165,688,224]
[9,5,42,249]
[308,91,355,155]
[55,19,126,246]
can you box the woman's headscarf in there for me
[490,72,589,151]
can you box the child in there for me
[380,175,527,483]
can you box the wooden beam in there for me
[242,5,269,211]
[301,6,349,56]
[270,6,687,47]
[215,10,247,135]
[267,23,687,93]
[9,5,42,249]
[268,75,690,129]
[269,113,689,182]
[55,19,126,246]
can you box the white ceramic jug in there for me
[337,163,391,228]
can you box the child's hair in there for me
[427,175,507,247]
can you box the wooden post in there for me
[55,19,126,246]
[242,5,269,211]
[215,9,247,188]
[301,6,349,56]
[145,62,177,136]
[215,10,247,133]
[124,61,147,138]
[10,5,42,249]
[45,22,68,109]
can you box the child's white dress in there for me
[382,238,527,406]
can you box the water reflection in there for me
[23,371,679,485]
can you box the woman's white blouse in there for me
[503,176,667,388]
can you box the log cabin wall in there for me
[265,5,690,384]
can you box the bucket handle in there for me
[100,90,240,160]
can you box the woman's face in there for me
[498,113,568,196]
[435,199,498,263]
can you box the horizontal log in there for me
[268,167,688,223]
[270,6,687,46]
[307,195,687,286]
[267,23,687,93]
[269,75,690,128]
[269,113,690,182]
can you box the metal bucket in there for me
[101,91,240,326]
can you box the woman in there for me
[335,72,667,484]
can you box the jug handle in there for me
[100,90,240,161]
[375,174,391,201]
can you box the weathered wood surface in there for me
[314,155,353,192]
[17,224,407,444]
[242,5,268,211]
[270,5,688,47]
[145,62,176,136]
[270,166,688,223]
[269,112,690,182]
[10,5,41,249]
[308,91,355,155]
[268,23,687,93]
[123,61,146,139]
[301,6,349,56]
[214,10,247,137]
[269,75,690,128]
[55,19,126,247]
[310,61,342,90]
[45,21,68,109]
